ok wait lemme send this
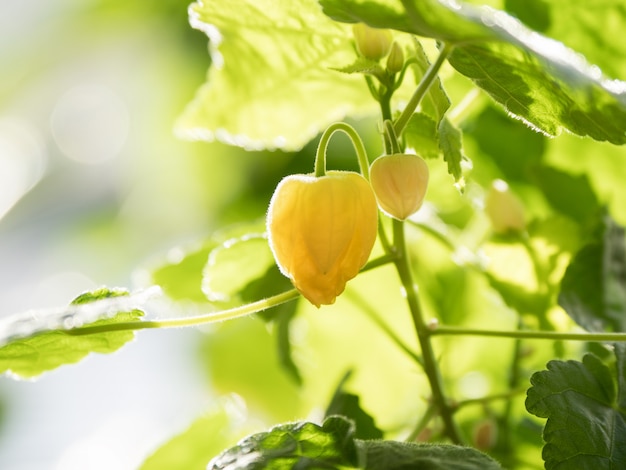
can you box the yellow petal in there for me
[267,171,378,307]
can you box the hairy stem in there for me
[392,218,463,444]
[68,289,302,336]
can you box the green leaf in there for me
[404,112,439,159]
[325,371,384,440]
[208,415,502,469]
[360,440,504,470]
[202,234,275,303]
[208,416,359,470]
[321,0,626,144]
[525,352,626,469]
[438,118,466,184]
[176,0,374,151]
[333,57,385,77]
[319,0,494,42]
[0,287,153,379]
[559,214,626,332]
[447,42,626,144]
[410,39,451,123]
[148,221,268,305]
[140,398,253,470]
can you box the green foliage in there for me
[560,214,626,332]
[209,416,360,470]
[321,0,626,143]
[177,0,374,151]
[209,415,503,470]
[0,288,147,379]
[3,0,626,468]
[526,351,626,469]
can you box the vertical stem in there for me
[392,218,463,444]
[393,42,453,136]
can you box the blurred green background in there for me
[0,1,308,468]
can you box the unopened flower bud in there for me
[352,23,393,61]
[386,42,404,74]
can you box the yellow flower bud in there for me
[267,171,378,307]
[352,23,393,61]
[369,154,429,220]
[484,179,526,234]
[386,42,404,74]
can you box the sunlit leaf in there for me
[208,415,503,469]
[321,0,626,144]
[0,288,154,379]
[438,118,466,184]
[559,214,626,332]
[404,112,439,158]
[202,234,275,303]
[526,352,626,469]
[148,221,267,305]
[208,416,359,470]
[177,0,375,151]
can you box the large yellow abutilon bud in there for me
[267,171,378,307]
[369,153,429,220]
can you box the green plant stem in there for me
[68,289,302,336]
[67,254,396,338]
[391,218,463,444]
[453,388,527,410]
[383,120,401,154]
[394,43,453,136]
[431,325,626,341]
[314,122,370,179]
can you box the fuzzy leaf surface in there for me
[526,352,626,469]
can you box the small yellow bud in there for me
[484,179,526,234]
[267,171,378,307]
[386,42,404,74]
[352,23,393,61]
[369,154,429,220]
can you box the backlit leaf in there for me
[0,287,154,379]
[321,0,626,143]
[177,0,375,151]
